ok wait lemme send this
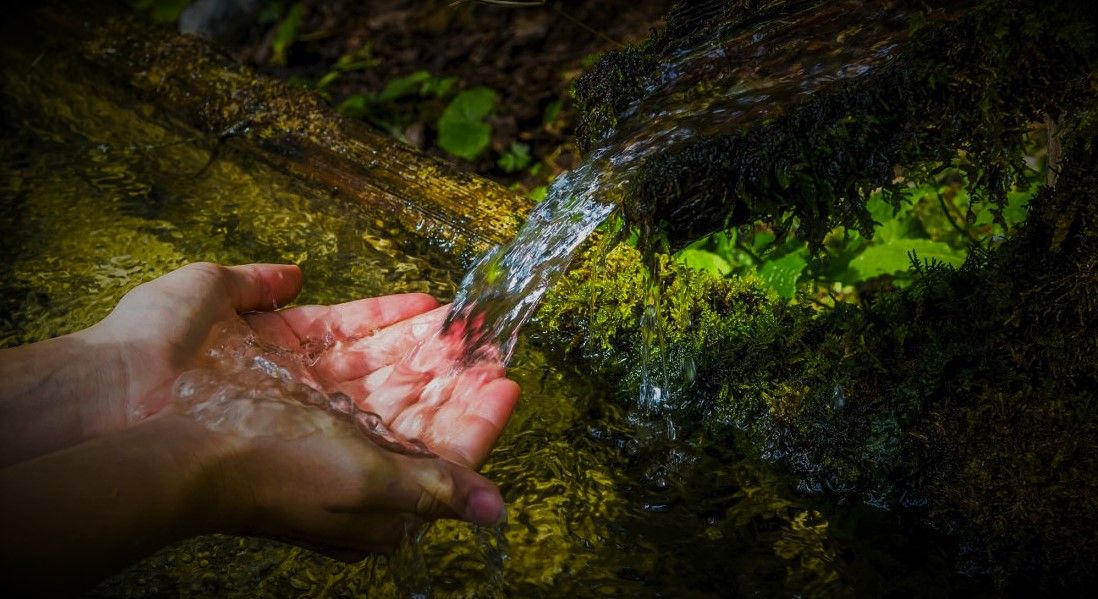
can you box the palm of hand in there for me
[102,263,517,469]
[246,300,518,469]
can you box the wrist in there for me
[151,414,255,537]
[0,331,127,466]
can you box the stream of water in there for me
[429,0,917,410]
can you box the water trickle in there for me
[415,0,916,391]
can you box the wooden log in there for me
[10,2,533,261]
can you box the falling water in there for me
[418,0,918,408]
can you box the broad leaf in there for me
[849,238,964,281]
[758,251,808,299]
[438,87,497,160]
[677,249,733,276]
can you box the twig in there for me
[937,192,979,243]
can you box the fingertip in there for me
[463,486,506,526]
[403,293,441,312]
[228,263,303,311]
[484,378,521,416]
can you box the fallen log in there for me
[7,2,533,262]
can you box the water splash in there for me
[173,317,436,456]
[421,0,915,392]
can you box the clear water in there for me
[435,0,918,406]
[0,14,990,598]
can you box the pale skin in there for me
[0,262,520,592]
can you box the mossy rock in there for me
[572,0,1098,249]
[538,127,1098,589]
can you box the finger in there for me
[278,511,424,557]
[266,294,440,342]
[367,453,505,526]
[223,263,303,312]
[312,307,447,384]
[439,377,520,468]
[335,365,394,403]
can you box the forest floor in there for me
[217,0,676,198]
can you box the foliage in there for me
[573,0,1097,250]
[314,44,380,90]
[672,160,1039,301]
[497,142,532,173]
[437,87,498,160]
[270,2,305,67]
[537,134,1098,591]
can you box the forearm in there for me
[0,328,128,466]
[0,414,233,593]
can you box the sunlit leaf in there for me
[758,251,808,299]
[437,87,497,160]
[677,249,733,276]
[849,238,964,281]
[528,185,549,202]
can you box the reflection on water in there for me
[0,21,989,599]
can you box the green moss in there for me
[537,126,1098,589]
[574,0,1098,249]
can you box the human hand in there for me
[0,410,507,591]
[1,262,307,464]
[1,261,520,579]
[245,303,520,469]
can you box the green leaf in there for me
[677,249,733,276]
[866,192,896,226]
[437,87,497,160]
[1003,185,1034,228]
[542,100,562,125]
[331,43,378,73]
[528,185,549,202]
[271,3,305,66]
[849,238,964,281]
[749,231,776,253]
[316,71,341,89]
[497,142,531,173]
[337,94,368,118]
[377,71,432,102]
[422,76,457,98]
[757,251,808,299]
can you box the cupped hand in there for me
[246,303,519,469]
[85,261,519,470]
[100,262,520,546]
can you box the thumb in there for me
[381,454,506,526]
[220,263,303,312]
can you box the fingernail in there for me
[465,488,505,526]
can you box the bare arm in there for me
[0,331,128,467]
[0,414,228,592]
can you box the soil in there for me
[224,0,677,190]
